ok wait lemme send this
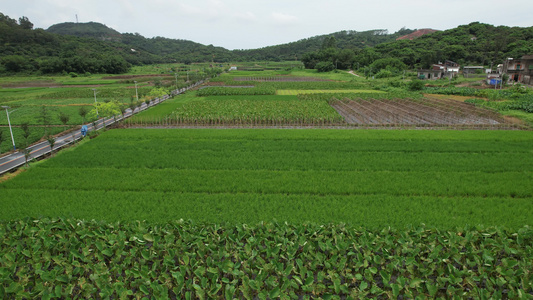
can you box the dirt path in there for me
[347,70,361,77]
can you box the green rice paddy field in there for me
[2,127,533,298]
[1,128,531,229]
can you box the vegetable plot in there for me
[0,219,531,299]
[126,96,344,127]
[331,97,522,129]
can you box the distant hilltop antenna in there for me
[76,14,78,23]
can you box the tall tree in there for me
[18,16,33,30]
[58,111,70,130]
[78,106,89,124]
[20,122,31,146]
[0,130,4,151]
[46,135,56,157]
[37,105,51,136]
[321,36,337,50]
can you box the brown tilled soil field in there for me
[330,97,523,129]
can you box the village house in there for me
[504,55,533,85]
[462,66,485,77]
[417,60,459,80]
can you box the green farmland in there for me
[2,128,532,298]
[2,129,531,228]
[2,67,533,298]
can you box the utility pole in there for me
[92,89,99,117]
[2,106,16,151]
[134,81,139,102]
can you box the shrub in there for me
[408,80,425,91]
[315,61,335,73]
[375,70,393,79]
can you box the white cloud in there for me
[270,12,299,25]
[233,11,257,22]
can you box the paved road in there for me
[0,82,203,175]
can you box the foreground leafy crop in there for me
[0,219,531,299]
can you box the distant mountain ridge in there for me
[44,22,412,62]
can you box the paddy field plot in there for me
[1,129,531,229]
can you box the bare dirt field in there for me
[330,97,522,129]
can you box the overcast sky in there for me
[3,0,533,50]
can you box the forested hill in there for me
[46,22,235,64]
[362,22,533,68]
[47,22,121,40]
[234,29,413,61]
[45,21,411,62]
[0,13,158,74]
[2,11,533,75]
[302,22,533,72]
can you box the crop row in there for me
[2,189,531,229]
[2,129,532,228]
[466,95,533,114]
[208,80,370,90]
[39,129,533,171]
[37,86,153,100]
[196,86,276,96]
[233,76,329,82]
[330,97,520,129]
[40,147,532,173]
[65,128,533,152]
[298,91,424,102]
[6,167,531,198]
[277,90,381,96]
[1,218,531,299]
[2,188,532,229]
[262,81,370,90]
[126,97,344,126]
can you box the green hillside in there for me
[47,21,121,40]
[45,21,407,63]
[358,22,533,69]
[2,11,533,75]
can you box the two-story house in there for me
[504,55,533,85]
